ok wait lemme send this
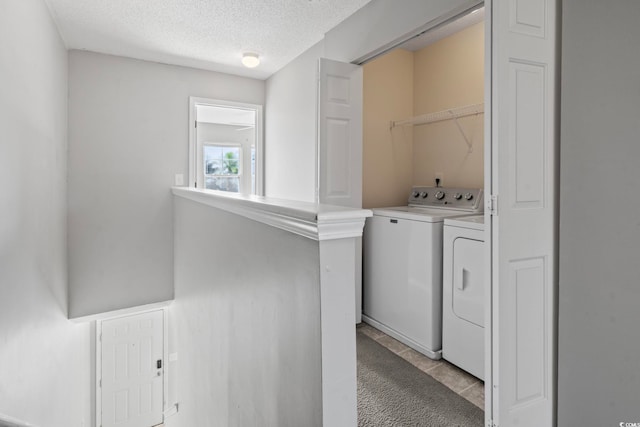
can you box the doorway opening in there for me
[188,97,264,195]
[358,3,488,424]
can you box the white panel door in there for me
[490,0,558,426]
[102,310,164,427]
[318,58,363,208]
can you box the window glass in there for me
[204,144,241,192]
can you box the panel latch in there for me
[487,194,498,216]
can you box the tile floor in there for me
[357,322,485,410]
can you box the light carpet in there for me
[357,331,484,427]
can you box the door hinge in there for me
[99,379,102,387]
[195,120,198,128]
[487,194,498,216]
[487,420,498,427]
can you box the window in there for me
[189,97,263,195]
[203,144,241,192]
[251,146,256,194]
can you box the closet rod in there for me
[390,103,484,129]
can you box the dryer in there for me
[442,214,485,379]
[363,187,483,360]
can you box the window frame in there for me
[188,97,264,195]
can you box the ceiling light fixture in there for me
[242,52,260,68]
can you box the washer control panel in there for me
[407,187,483,211]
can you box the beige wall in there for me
[362,49,414,208]
[413,22,485,188]
[362,22,484,208]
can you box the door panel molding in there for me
[509,0,547,38]
[96,309,167,427]
[509,59,547,208]
[317,58,363,208]
[491,0,558,425]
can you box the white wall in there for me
[265,0,483,204]
[169,197,322,426]
[324,0,481,63]
[0,1,91,426]
[265,41,324,202]
[67,51,265,318]
[558,0,640,424]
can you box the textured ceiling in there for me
[44,0,372,79]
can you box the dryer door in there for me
[452,237,484,327]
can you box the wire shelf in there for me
[390,103,484,128]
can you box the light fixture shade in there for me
[242,52,260,68]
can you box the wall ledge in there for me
[0,413,39,427]
[70,300,173,323]
[171,187,372,241]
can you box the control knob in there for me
[412,191,420,198]
[464,192,474,201]
[453,193,462,200]
[435,191,446,200]
[420,192,428,198]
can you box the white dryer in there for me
[442,214,485,379]
[363,187,483,360]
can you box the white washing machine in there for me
[442,214,485,379]
[363,187,483,360]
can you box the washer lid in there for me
[372,206,476,223]
[444,214,485,230]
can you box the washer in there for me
[442,214,485,379]
[363,187,483,360]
